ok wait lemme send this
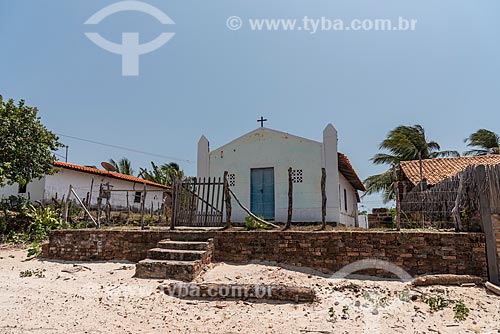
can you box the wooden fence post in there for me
[474,165,499,285]
[96,184,103,229]
[224,171,232,229]
[140,183,146,230]
[393,164,401,231]
[170,181,177,230]
[321,168,327,230]
[63,185,72,229]
[285,167,293,230]
[104,183,111,223]
[150,201,154,221]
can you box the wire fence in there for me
[398,164,494,231]
[60,183,171,229]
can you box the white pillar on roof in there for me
[197,135,210,178]
[322,123,341,224]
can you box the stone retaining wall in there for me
[44,230,169,262]
[44,229,488,279]
[213,231,488,279]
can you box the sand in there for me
[0,246,499,334]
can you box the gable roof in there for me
[53,161,171,190]
[338,153,366,191]
[210,127,321,153]
[400,155,500,186]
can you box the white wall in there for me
[358,215,369,228]
[207,128,325,222]
[0,177,45,202]
[0,169,168,211]
[339,172,359,227]
[43,169,167,210]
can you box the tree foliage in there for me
[464,129,500,156]
[139,162,184,186]
[0,96,63,186]
[109,158,134,175]
[364,125,459,203]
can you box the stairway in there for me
[134,231,214,281]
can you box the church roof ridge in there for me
[210,127,321,152]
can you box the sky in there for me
[1,0,499,210]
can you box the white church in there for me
[197,123,365,226]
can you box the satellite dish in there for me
[101,161,117,172]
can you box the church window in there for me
[291,169,303,183]
[228,173,236,187]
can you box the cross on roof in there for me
[257,116,268,127]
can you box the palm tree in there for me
[364,125,459,202]
[138,162,184,186]
[464,129,500,156]
[109,158,134,175]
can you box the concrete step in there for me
[135,259,201,281]
[169,231,215,242]
[148,248,205,261]
[157,240,209,251]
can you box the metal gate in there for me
[171,176,226,227]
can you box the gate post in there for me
[170,179,177,230]
[475,165,499,285]
[223,171,232,229]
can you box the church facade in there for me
[197,124,365,226]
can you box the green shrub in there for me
[453,300,469,321]
[425,295,449,312]
[20,268,45,278]
[244,215,270,230]
[25,205,61,257]
[0,195,30,216]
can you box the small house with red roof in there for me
[197,124,365,226]
[0,161,170,211]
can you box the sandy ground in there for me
[0,246,499,334]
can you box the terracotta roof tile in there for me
[54,161,171,190]
[400,155,500,186]
[338,153,366,191]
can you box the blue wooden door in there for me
[250,168,275,220]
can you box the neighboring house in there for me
[197,124,365,225]
[0,161,170,211]
[400,155,500,190]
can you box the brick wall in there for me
[367,208,393,229]
[44,229,488,279]
[44,230,169,262]
[213,231,488,279]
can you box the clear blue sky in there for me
[1,0,499,209]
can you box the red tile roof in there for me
[400,155,500,186]
[338,153,366,191]
[54,161,171,190]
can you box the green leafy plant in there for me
[25,205,61,257]
[6,231,27,244]
[0,195,31,215]
[244,215,270,230]
[398,290,411,302]
[19,268,45,278]
[341,305,349,319]
[425,295,449,312]
[453,300,469,321]
[327,306,337,322]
